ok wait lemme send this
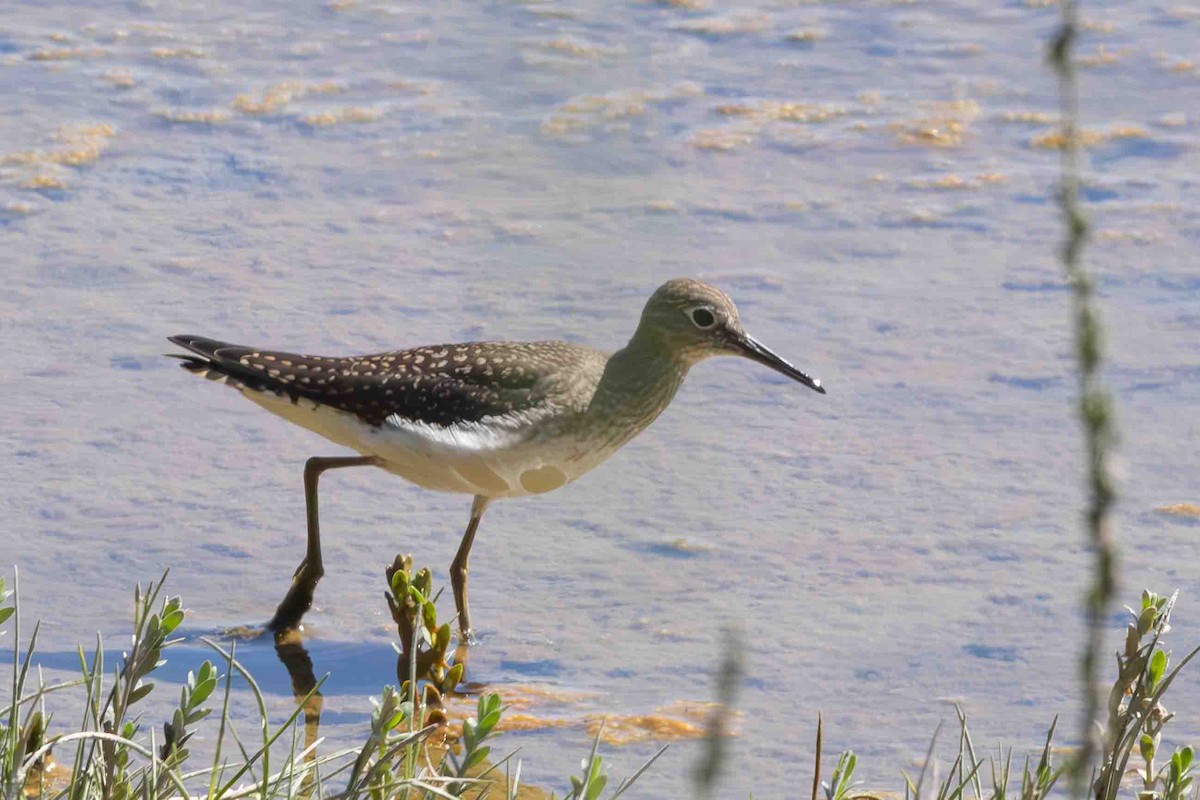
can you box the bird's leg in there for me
[450,495,491,645]
[267,455,379,633]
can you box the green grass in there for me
[0,566,664,800]
[3,566,1197,800]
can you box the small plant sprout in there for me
[1094,591,1200,800]
[822,751,860,800]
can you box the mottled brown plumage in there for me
[168,335,604,427]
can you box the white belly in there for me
[243,389,609,499]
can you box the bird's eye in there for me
[689,308,716,329]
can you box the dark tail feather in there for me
[167,335,237,361]
[166,334,304,400]
[165,335,250,385]
[164,352,215,374]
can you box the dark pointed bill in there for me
[734,333,826,394]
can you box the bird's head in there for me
[638,277,826,394]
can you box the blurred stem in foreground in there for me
[693,628,742,800]
[1048,1,1119,796]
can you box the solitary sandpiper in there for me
[168,278,826,640]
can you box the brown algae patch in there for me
[905,173,1007,190]
[51,124,116,165]
[150,46,206,59]
[1079,16,1117,33]
[672,95,873,153]
[646,199,681,213]
[386,78,435,95]
[298,107,384,125]
[28,47,107,61]
[156,108,230,124]
[21,174,68,190]
[1030,125,1146,149]
[542,37,623,58]
[785,28,825,43]
[441,683,593,735]
[893,99,982,147]
[1096,230,1162,245]
[102,69,136,88]
[1156,112,1188,128]
[1156,504,1200,518]
[688,129,753,151]
[493,713,573,733]
[998,110,1055,125]
[1078,46,1129,68]
[442,684,727,744]
[1158,56,1199,76]
[491,684,597,710]
[563,94,647,119]
[541,83,700,138]
[585,701,737,746]
[586,713,705,745]
[233,81,345,115]
[715,100,846,123]
[660,537,715,554]
[3,124,116,169]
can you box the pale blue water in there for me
[3,0,1200,796]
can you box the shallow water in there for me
[3,0,1200,795]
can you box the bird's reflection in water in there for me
[271,628,324,796]
[267,626,478,794]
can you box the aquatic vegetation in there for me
[0,567,666,799]
[996,110,1056,125]
[802,591,1199,800]
[714,100,846,123]
[785,28,826,43]
[20,175,68,191]
[687,129,753,151]
[0,123,117,201]
[155,109,232,125]
[1156,504,1200,518]
[903,173,1007,191]
[26,47,107,62]
[149,47,206,60]
[1,124,116,169]
[1077,46,1130,69]
[100,70,135,89]
[298,107,385,126]
[540,83,700,139]
[1029,125,1147,149]
[540,38,624,59]
[892,99,982,148]
[232,81,346,115]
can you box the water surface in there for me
[3,0,1200,795]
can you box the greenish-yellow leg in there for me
[268,455,379,633]
[450,495,491,644]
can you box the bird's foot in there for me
[221,623,272,641]
[457,627,479,647]
[268,561,324,634]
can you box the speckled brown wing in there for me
[168,335,551,427]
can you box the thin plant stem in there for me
[1047,2,1118,796]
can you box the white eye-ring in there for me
[688,306,717,329]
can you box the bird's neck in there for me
[585,328,689,446]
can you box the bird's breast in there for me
[369,412,620,498]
